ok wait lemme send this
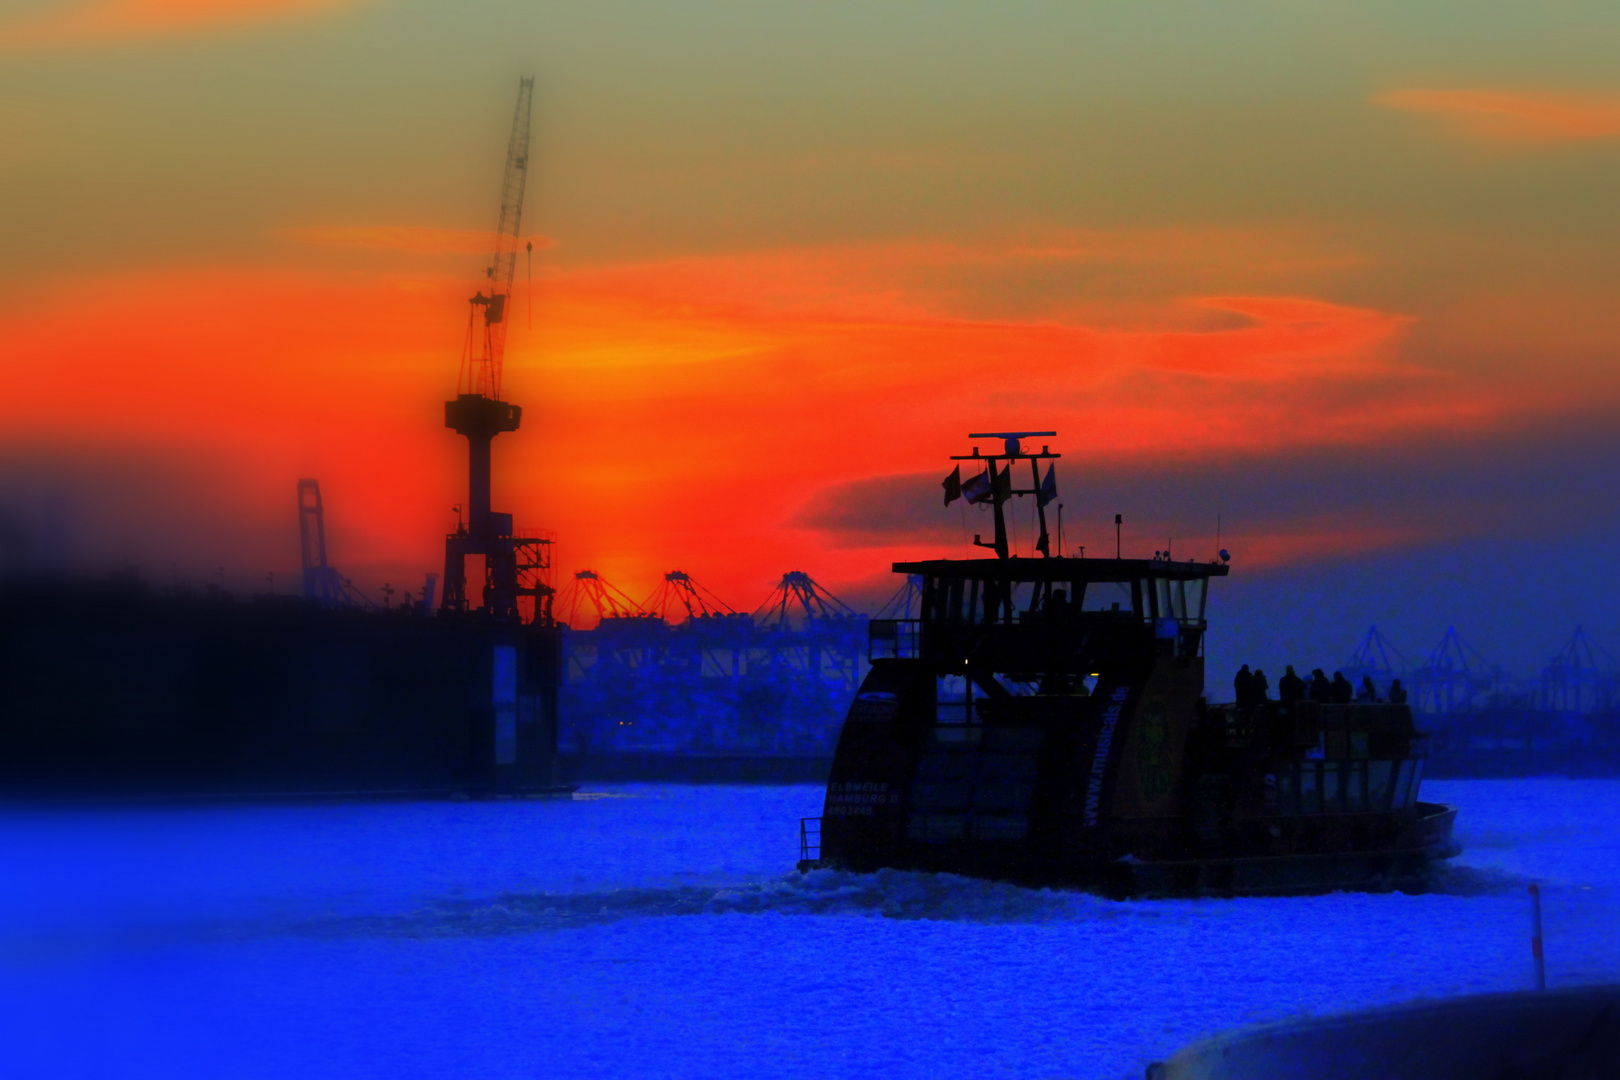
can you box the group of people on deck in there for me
[1233,664,1407,707]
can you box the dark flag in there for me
[992,462,1013,505]
[942,465,962,507]
[1037,463,1058,508]
[962,468,994,504]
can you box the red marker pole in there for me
[1529,883,1546,990]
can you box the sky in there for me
[1,1,1618,675]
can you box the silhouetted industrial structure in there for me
[556,569,869,773]
[298,478,409,612]
[1333,624,1620,777]
[0,79,563,799]
[440,77,555,627]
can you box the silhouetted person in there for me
[1234,664,1254,707]
[1309,668,1332,703]
[1356,676,1378,703]
[1388,678,1408,705]
[1252,668,1271,703]
[1331,671,1354,704]
[1278,665,1306,704]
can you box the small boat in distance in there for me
[798,432,1459,895]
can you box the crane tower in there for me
[442,77,552,623]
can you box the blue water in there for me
[1,780,1615,1078]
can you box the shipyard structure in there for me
[553,606,1620,783]
[549,566,1620,783]
[555,569,897,780]
[1339,624,1620,777]
[0,79,564,799]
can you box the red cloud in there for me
[0,234,1563,605]
[1377,88,1620,144]
[0,0,350,48]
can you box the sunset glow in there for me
[1378,88,1620,144]
[2,1,1619,656]
[0,0,348,48]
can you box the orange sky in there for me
[3,1,1620,627]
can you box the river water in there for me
[2,779,1615,1078]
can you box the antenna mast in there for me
[944,431,1060,559]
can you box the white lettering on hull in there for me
[1084,686,1132,827]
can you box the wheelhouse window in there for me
[1142,576,1209,624]
[1081,580,1133,613]
[921,568,1217,628]
[1185,577,1208,621]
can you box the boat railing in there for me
[869,619,921,660]
[799,816,821,863]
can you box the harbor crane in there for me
[441,77,553,623]
[296,478,380,610]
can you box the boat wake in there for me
[5,861,1530,957]
[301,868,1116,939]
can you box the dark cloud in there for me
[0,445,464,604]
[790,412,1620,554]
[0,445,296,593]
[790,413,1620,678]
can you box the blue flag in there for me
[1036,463,1058,508]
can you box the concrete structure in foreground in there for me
[1149,983,1620,1080]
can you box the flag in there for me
[992,462,1012,505]
[961,468,993,504]
[1037,463,1058,508]
[942,465,962,507]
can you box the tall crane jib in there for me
[464,76,534,402]
[442,77,553,625]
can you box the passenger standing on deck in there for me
[1278,665,1306,704]
[1388,678,1408,705]
[1234,664,1254,707]
[1252,668,1271,703]
[1331,671,1354,704]
[1309,668,1333,703]
[1356,676,1379,703]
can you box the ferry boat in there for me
[798,432,1459,895]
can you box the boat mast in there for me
[949,431,1060,559]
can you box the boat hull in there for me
[799,804,1459,897]
[806,653,1461,896]
[1113,802,1459,897]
